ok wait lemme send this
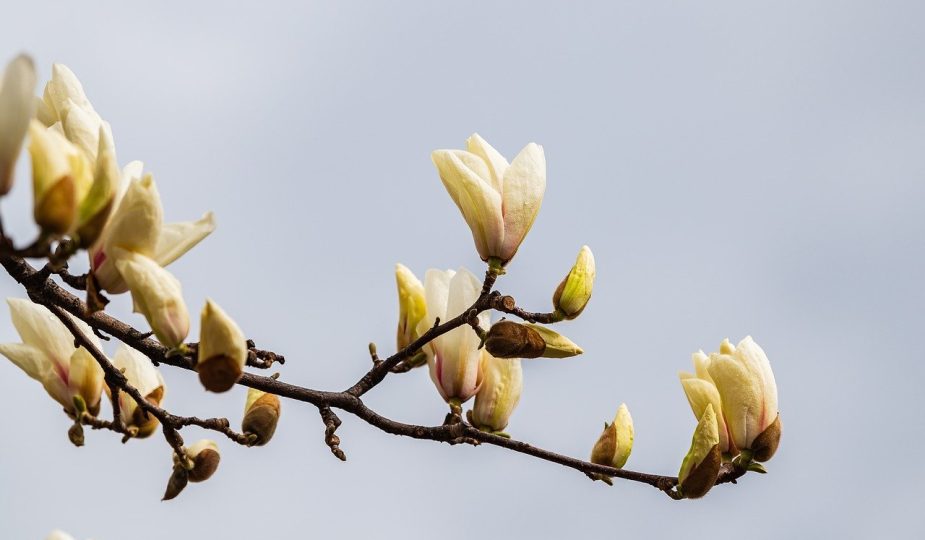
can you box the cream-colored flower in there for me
[90,171,214,294]
[470,352,522,433]
[553,245,595,319]
[0,298,104,415]
[115,249,190,348]
[418,268,488,404]
[432,133,545,266]
[37,64,106,163]
[0,53,36,195]
[706,336,780,461]
[108,344,165,438]
[197,299,247,392]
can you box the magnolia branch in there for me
[0,253,748,499]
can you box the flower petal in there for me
[500,143,545,261]
[0,54,37,195]
[154,211,216,267]
[465,133,508,193]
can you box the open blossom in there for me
[89,170,214,294]
[0,298,104,416]
[417,267,489,404]
[0,53,36,195]
[432,134,545,266]
[108,344,165,438]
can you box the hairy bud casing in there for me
[242,388,281,446]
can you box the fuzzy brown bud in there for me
[750,414,781,462]
[162,466,188,501]
[484,321,546,359]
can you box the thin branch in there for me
[0,253,750,499]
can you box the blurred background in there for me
[1,1,923,538]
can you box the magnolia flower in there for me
[0,298,104,415]
[679,350,734,455]
[417,268,489,405]
[0,53,36,195]
[395,263,426,351]
[553,245,595,319]
[432,134,546,267]
[115,249,190,348]
[89,171,214,294]
[242,388,281,446]
[706,337,781,462]
[677,403,722,499]
[469,352,522,433]
[197,299,247,392]
[590,403,634,471]
[108,344,165,438]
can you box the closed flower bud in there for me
[197,299,247,392]
[484,320,583,359]
[0,54,36,195]
[431,134,546,267]
[28,121,92,234]
[242,388,281,446]
[706,337,780,461]
[115,250,190,348]
[553,245,595,319]
[679,351,734,455]
[182,439,221,482]
[395,263,426,351]
[678,403,722,499]
[109,344,165,438]
[590,403,634,469]
[470,352,522,433]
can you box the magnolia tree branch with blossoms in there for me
[0,54,781,504]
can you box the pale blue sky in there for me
[1,2,923,539]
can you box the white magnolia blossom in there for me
[90,171,214,294]
[470,352,522,433]
[432,134,546,266]
[0,298,104,415]
[417,267,489,404]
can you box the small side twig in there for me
[319,406,346,461]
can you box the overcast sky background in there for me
[1,1,923,538]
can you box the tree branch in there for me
[0,253,749,499]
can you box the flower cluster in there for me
[0,53,783,504]
[0,55,282,499]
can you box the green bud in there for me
[553,245,595,319]
[678,403,722,499]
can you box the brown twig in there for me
[0,253,750,499]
